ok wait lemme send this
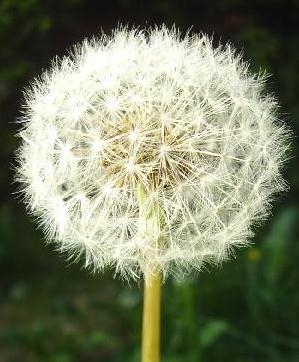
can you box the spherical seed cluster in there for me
[16,26,289,279]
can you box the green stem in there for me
[138,183,162,362]
[141,271,162,362]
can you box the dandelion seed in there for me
[128,129,140,143]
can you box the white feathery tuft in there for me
[15,26,290,280]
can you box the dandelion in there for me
[15,26,290,362]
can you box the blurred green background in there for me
[1,1,299,361]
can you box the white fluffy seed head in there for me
[15,26,290,280]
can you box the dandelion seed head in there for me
[15,26,290,280]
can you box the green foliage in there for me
[0,0,298,361]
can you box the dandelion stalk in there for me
[138,183,162,362]
[142,271,161,362]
